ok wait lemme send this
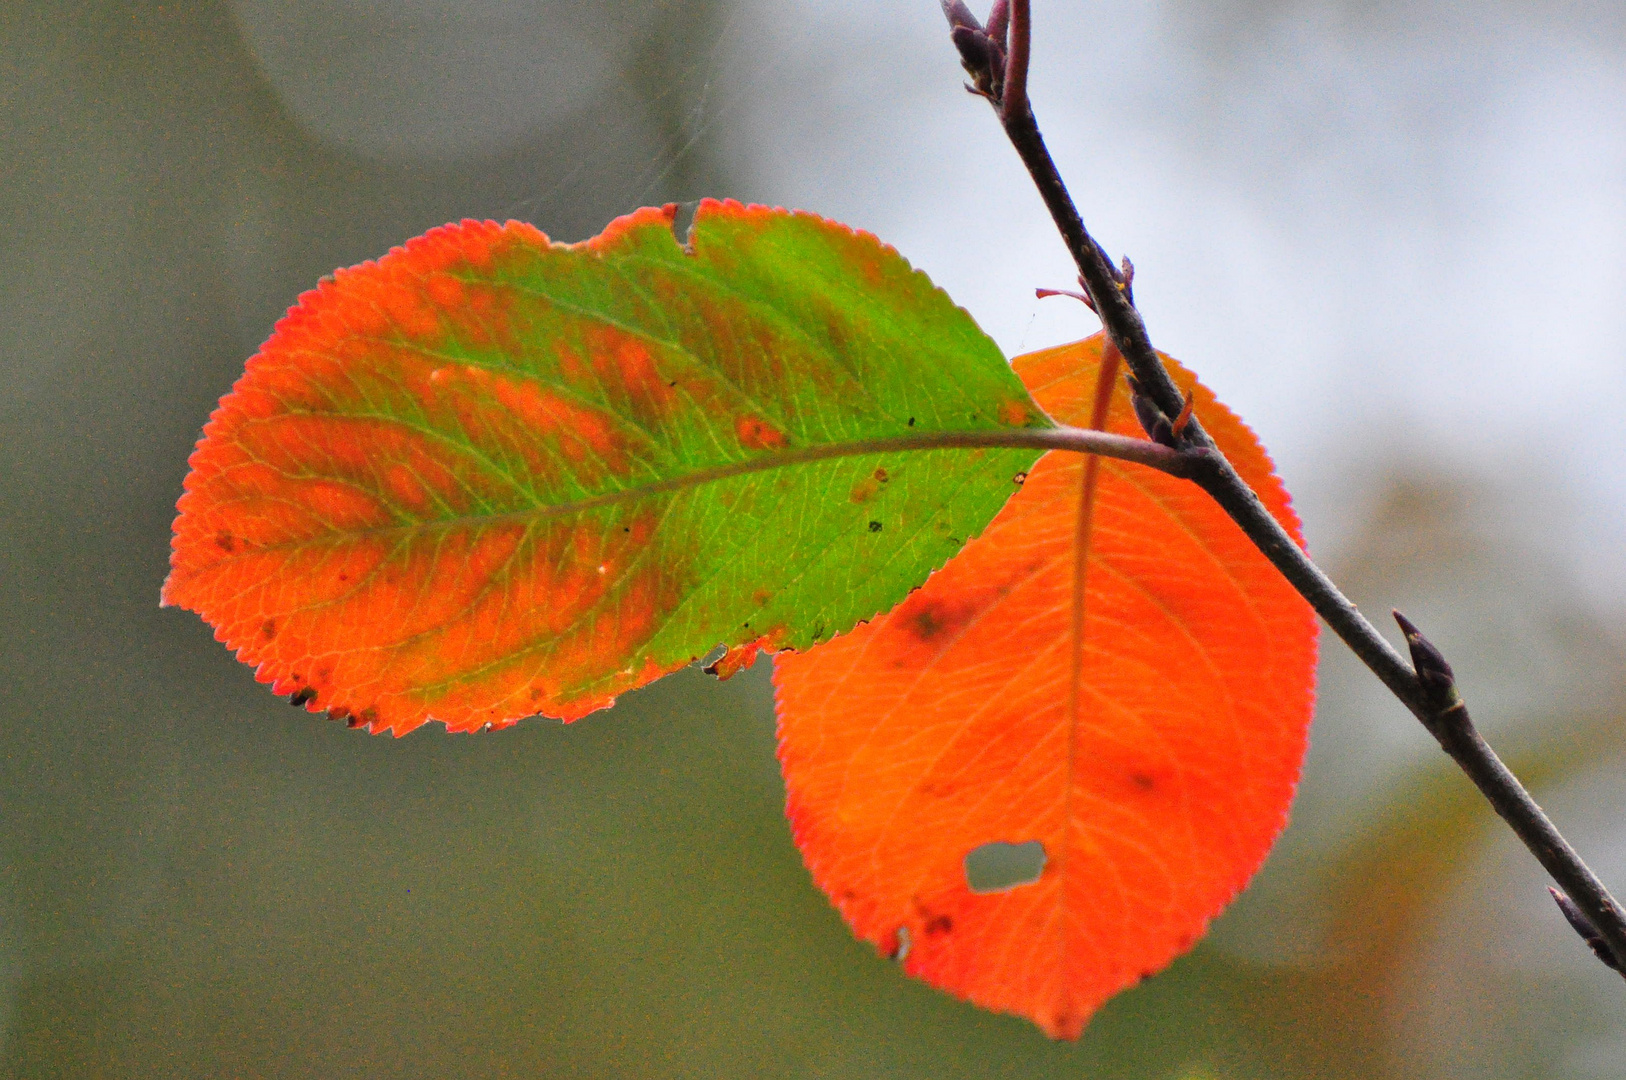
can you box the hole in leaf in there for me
[669,200,702,250]
[964,840,1046,893]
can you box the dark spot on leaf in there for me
[327,706,351,724]
[667,380,677,388]
[337,572,349,582]
[909,603,954,642]
[874,468,889,483]
[1130,772,1156,792]
[912,897,953,937]
[1013,471,1028,485]
[214,531,236,553]
[260,619,277,640]
[947,536,961,546]
[288,686,317,708]
[868,520,883,533]
[965,840,1047,893]
[907,417,915,427]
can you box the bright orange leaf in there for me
[773,333,1318,1038]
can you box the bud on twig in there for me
[941,1,1018,108]
[942,2,1006,101]
[1126,374,1176,447]
[940,0,982,31]
[1550,887,1626,973]
[1393,610,1460,704]
[984,0,1010,43]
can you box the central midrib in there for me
[216,423,1183,555]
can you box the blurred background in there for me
[3,0,1625,1075]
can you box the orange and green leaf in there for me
[164,200,1048,735]
[772,333,1318,1039]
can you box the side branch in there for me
[941,0,1626,976]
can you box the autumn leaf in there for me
[773,333,1318,1038]
[164,200,1048,735]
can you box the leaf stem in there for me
[943,3,1626,977]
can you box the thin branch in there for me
[1393,612,1626,971]
[1000,0,1030,122]
[939,2,1626,977]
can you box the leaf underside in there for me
[773,334,1319,1039]
[164,200,1047,734]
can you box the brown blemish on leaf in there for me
[904,598,981,645]
[260,619,277,640]
[914,898,954,937]
[849,475,881,503]
[736,415,788,450]
[214,531,236,553]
